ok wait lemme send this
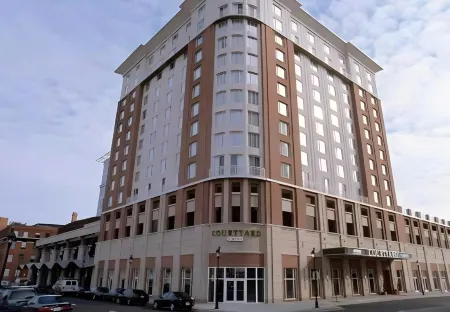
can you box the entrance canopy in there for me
[323,247,412,260]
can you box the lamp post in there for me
[129,255,134,289]
[311,248,319,309]
[417,260,425,295]
[1,232,16,283]
[215,247,221,310]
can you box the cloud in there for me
[302,0,450,219]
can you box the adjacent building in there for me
[26,217,100,288]
[93,0,450,303]
[0,223,60,284]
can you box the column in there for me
[242,179,249,223]
[36,269,42,285]
[376,260,384,293]
[112,260,120,289]
[172,256,181,291]
[46,271,52,286]
[158,196,167,232]
[223,180,230,222]
[360,259,369,295]
[91,265,98,288]
[130,203,139,236]
[316,194,328,232]
[342,259,351,297]
[138,258,146,290]
[63,243,70,262]
[336,199,346,235]
[77,239,86,261]
[51,245,58,262]
[101,261,109,288]
[321,255,332,299]
[27,269,32,281]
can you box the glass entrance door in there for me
[225,279,246,302]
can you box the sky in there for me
[0,0,449,224]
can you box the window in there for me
[121,160,127,171]
[277,83,287,97]
[248,133,260,148]
[329,85,336,96]
[187,163,196,179]
[386,196,392,207]
[127,117,133,126]
[163,124,169,137]
[231,70,244,83]
[248,91,259,105]
[279,121,288,135]
[217,72,227,85]
[230,132,244,146]
[273,4,282,16]
[215,133,224,147]
[216,91,226,105]
[276,65,286,79]
[280,142,290,157]
[192,84,200,98]
[218,37,227,49]
[278,101,288,116]
[248,111,259,126]
[371,175,378,186]
[315,122,324,136]
[191,102,199,117]
[355,63,360,73]
[230,110,243,125]
[276,49,285,62]
[161,159,167,172]
[307,33,315,44]
[364,129,371,140]
[330,100,338,112]
[311,74,319,86]
[312,90,321,102]
[196,35,203,47]
[335,147,343,160]
[333,130,341,143]
[319,158,328,172]
[300,132,306,146]
[284,269,297,299]
[118,192,123,203]
[301,151,308,166]
[244,54,257,68]
[281,163,291,178]
[362,115,368,125]
[189,142,197,158]
[295,64,301,76]
[194,50,202,63]
[324,44,330,54]
[232,35,244,47]
[247,36,258,50]
[296,80,303,92]
[190,121,198,136]
[373,109,378,118]
[149,148,155,161]
[367,144,373,154]
[382,165,387,175]
[331,115,339,127]
[384,180,390,191]
[215,111,226,127]
[231,89,244,102]
[218,21,227,29]
[298,114,305,128]
[375,122,380,132]
[193,66,201,80]
[337,165,344,178]
[313,105,323,120]
[275,33,283,46]
[273,18,283,31]
[217,54,227,67]
[373,191,380,203]
[291,21,298,32]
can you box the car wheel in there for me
[153,301,158,310]
[116,298,121,304]
[170,303,175,311]
[127,299,131,305]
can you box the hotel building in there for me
[92,0,450,303]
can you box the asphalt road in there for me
[341,296,450,312]
[66,297,151,312]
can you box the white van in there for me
[52,279,79,295]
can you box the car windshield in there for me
[99,287,109,292]
[173,292,191,299]
[133,290,146,295]
[38,296,64,304]
[10,290,35,299]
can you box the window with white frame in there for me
[296,80,303,92]
[379,150,385,160]
[386,196,392,207]
[248,91,258,105]
[279,121,288,135]
[190,121,198,137]
[280,141,290,156]
[297,96,304,110]
[337,165,345,178]
[216,92,226,105]
[248,133,260,148]
[145,269,154,296]
[273,18,283,31]
[161,159,167,172]
[316,140,325,154]
[331,115,339,127]
[281,163,291,178]
[298,114,305,128]
[193,66,201,80]
[313,105,323,120]
[319,158,328,172]
[275,33,283,45]
[373,109,378,118]
[311,74,319,86]
[195,50,202,63]
[367,144,373,154]
[162,268,172,293]
[187,163,196,179]
[307,33,315,44]
[232,35,244,47]
[313,90,321,102]
[276,65,286,79]
[273,4,282,16]
[218,37,227,49]
[247,53,258,66]
[217,54,227,67]
[369,159,375,170]
[248,72,258,84]
[316,122,324,136]
[329,85,336,96]
[301,151,308,166]
[324,44,330,54]
[374,191,380,203]
[278,101,288,116]
[295,64,301,76]
[284,268,297,299]
[300,132,306,146]
[291,21,298,32]
[384,180,390,191]
[248,111,259,127]
[192,84,200,98]
[277,83,287,97]
[333,130,341,143]
[181,268,192,295]
[276,49,285,62]
[382,165,387,175]
[371,175,378,186]
[231,89,244,102]
[189,142,197,158]
[217,72,227,85]
[335,147,343,160]
[215,133,224,147]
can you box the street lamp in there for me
[215,247,221,310]
[129,255,134,264]
[417,260,425,295]
[311,248,319,309]
[0,232,16,282]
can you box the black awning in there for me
[323,247,412,260]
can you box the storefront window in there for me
[331,269,342,297]
[309,269,321,298]
[395,270,403,292]
[182,268,192,295]
[441,271,448,292]
[368,269,378,294]
[162,268,172,294]
[422,271,430,292]
[351,269,360,295]
[412,270,419,292]
[284,268,297,299]
[433,271,440,290]
[145,269,154,295]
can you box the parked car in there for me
[103,288,124,302]
[19,294,74,311]
[152,292,195,311]
[36,285,55,294]
[116,289,149,306]
[52,279,79,295]
[0,287,37,311]
[89,287,110,300]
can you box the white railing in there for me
[209,166,265,178]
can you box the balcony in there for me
[303,179,369,204]
[209,166,265,178]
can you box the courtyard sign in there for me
[212,229,262,237]
[323,247,412,260]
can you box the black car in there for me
[103,288,125,302]
[116,289,149,306]
[20,295,74,311]
[90,287,110,300]
[152,292,195,311]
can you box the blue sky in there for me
[1,0,449,224]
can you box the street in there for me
[341,296,450,312]
[67,297,151,312]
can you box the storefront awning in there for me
[323,247,412,260]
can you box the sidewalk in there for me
[192,292,450,312]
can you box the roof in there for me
[57,216,100,235]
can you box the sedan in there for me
[153,292,195,311]
[20,295,74,311]
[103,288,124,302]
[116,289,149,306]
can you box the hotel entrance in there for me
[208,267,265,303]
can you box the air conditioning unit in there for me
[415,211,422,218]
[442,219,446,225]
[406,209,412,216]
[434,217,439,223]
[425,214,430,221]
